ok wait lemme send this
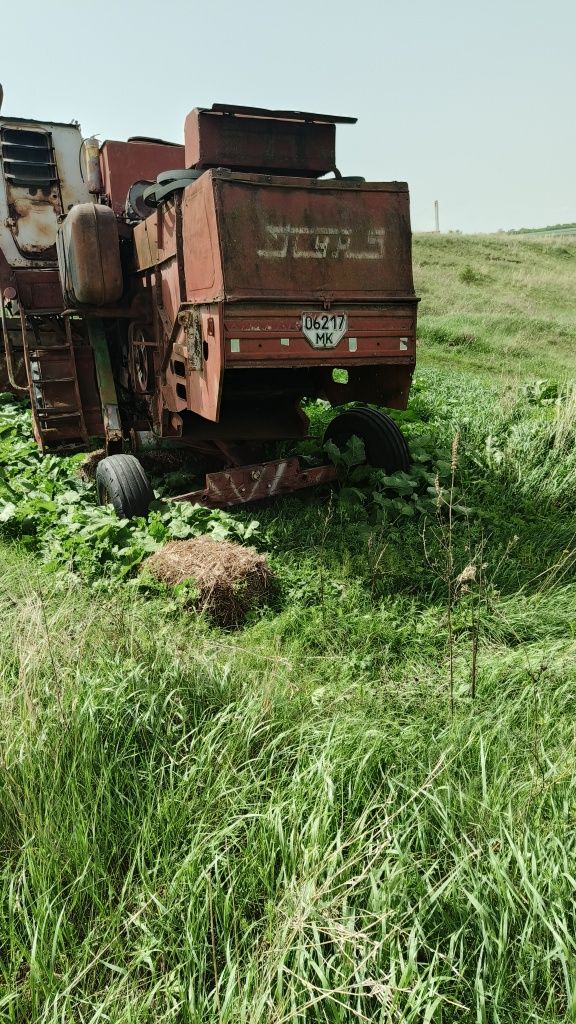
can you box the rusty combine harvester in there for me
[0,99,418,514]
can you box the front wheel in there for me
[96,454,154,518]
[324,406,410,472]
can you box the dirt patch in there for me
[142,537,273,626]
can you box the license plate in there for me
[301,312,347,349]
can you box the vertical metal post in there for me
[87,317,123,453]
[0,294,27,391]
[434,200,440,234]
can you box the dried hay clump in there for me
[142,537,273,626]
[78,448,106,480]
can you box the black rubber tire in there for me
[96,454,154,518]
[324,406,410,472]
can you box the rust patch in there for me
[172,457,337,508]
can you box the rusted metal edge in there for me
[210,170,408,191]
[208,104,357,125]
[219,293,420,304]
[172,457,337,508]
[0,115,83,130]
[226,357,416,369]
[0,300,27,391]
[61,302,147,319]
[174,193,187,304]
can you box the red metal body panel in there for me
[176,171,414,304]
[132,168,417,432]
[162,302,225,422]
[13,268,62,311]
[136,172,415,305]
[132,213,160,267]
[184,108,336,176]
[214,175,414,301]
[133,204,182,326]
[222,306,416,367]
[99,140,185,214]
[133,203,182,330]
[181,176,224,301]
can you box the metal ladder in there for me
[22,312,89,452]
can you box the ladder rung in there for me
[29,345,74,355]
[25,333,89,447]
[40,425,84,434]
[42,430,85,438]
[50,444,86,451]
[36,377,76,384]
[35,407,82,418]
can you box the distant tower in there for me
[434,200,440,233]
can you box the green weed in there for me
[0,396,259,581]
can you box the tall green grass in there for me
[1,362,576,1021]
[1,231,576,1021]
[1,542,575,1022]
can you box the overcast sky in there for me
[1,0,573,233]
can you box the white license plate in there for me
[301,312,348,349]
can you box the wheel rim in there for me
[129,325,153,394]
[134,344,149,392]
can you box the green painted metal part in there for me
[87,317,123,452]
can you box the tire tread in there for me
[96,454,153,518]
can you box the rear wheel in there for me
[96,454,154,518]
[324,406,410,472]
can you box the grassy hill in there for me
[511,223,576,238]
[414,232,576,380]
[0,234,575,1022]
